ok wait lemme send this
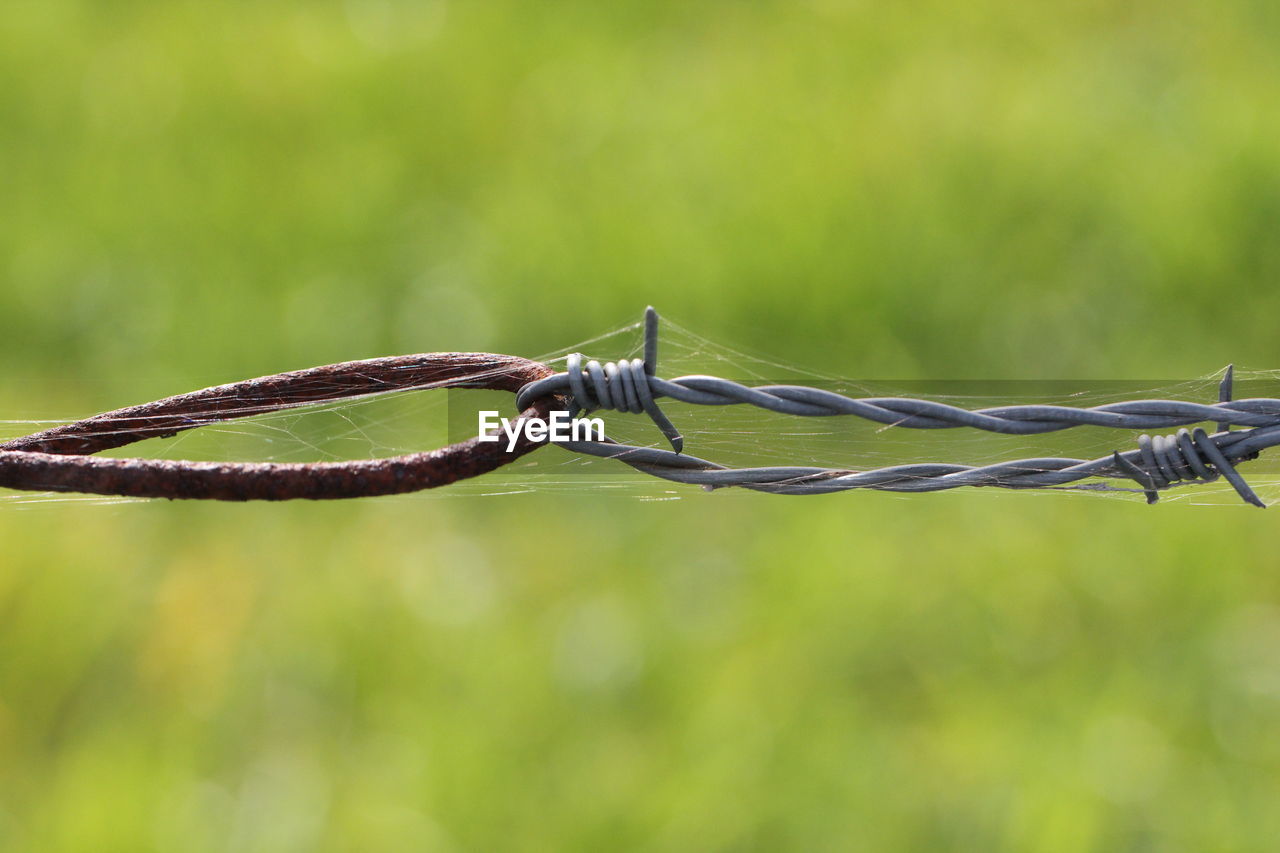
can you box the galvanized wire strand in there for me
[552,423,1278,502]
[517,308,1277,506]
[516,310,1280,441]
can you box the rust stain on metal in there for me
[0,353,561,501]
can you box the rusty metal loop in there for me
[0,353,557,501]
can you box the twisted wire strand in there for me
[553,423,1280,503]
[516,308,1278,506]
[516,310,1280,441]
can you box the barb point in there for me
[643,307,660,376]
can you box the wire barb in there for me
[1111,428,1264,507]
[519,309,684,452]
[1218,364,1234,434]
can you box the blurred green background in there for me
[3,1,1280,850]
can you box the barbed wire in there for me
[1,308,1276,504]
[517,309,1277,507]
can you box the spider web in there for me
[2,314,1277,507]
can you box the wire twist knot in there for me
[519,307,684,452]
[1111,427,1263,506]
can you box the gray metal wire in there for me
[516,308,1280,506]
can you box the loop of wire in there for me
[0,353,558,501]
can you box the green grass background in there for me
[3,1,1280,850]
